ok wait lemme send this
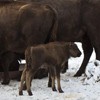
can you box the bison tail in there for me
[45,5,58,43]
[49,6,58,42]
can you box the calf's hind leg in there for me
[19,67,27,95]
[26,69,33,96]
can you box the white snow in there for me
[1,42,100,100]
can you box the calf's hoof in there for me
[59,89,64,93]
[28,91,33,96]
[52,87,57,92]
[19,91,23,95]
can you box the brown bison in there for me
[1,0,100,85]
[14,0,90,76]
[19,0,99,76]
[19,42,81,96]
[0,1,57,84]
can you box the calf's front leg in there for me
[56,67,64,93]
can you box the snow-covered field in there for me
[1,42,100,100]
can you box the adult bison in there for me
[22,0,100,76]
[0,1,58,84]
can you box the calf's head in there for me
[68,42,81,57]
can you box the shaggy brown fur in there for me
[19,42,81,95]
[0,1,57,84]
[26,0,100,76]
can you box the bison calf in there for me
[19,42,81,95]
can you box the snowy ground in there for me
[0,42,100,100]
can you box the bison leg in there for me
[49,67,57,91]
[61,60,68,73]
[52,78,56,91]
[48,73,52,87]
[56,67,64,93]
[19,67,27,95]
[1,56,10,85]
[48,66,53,87]
[2,65,10,85]
[22,82,27,90]
[74,35,93,76]
[26,69,33,96]
[51,76,56,91]
[1,52,19,85]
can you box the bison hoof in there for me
[74,72,82,77]
[59,89,64,93]
[28,91,33,96]
[61,69,66,74]
[2,80,10,85]
[19,91,23,95]
[52,87,57,91]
